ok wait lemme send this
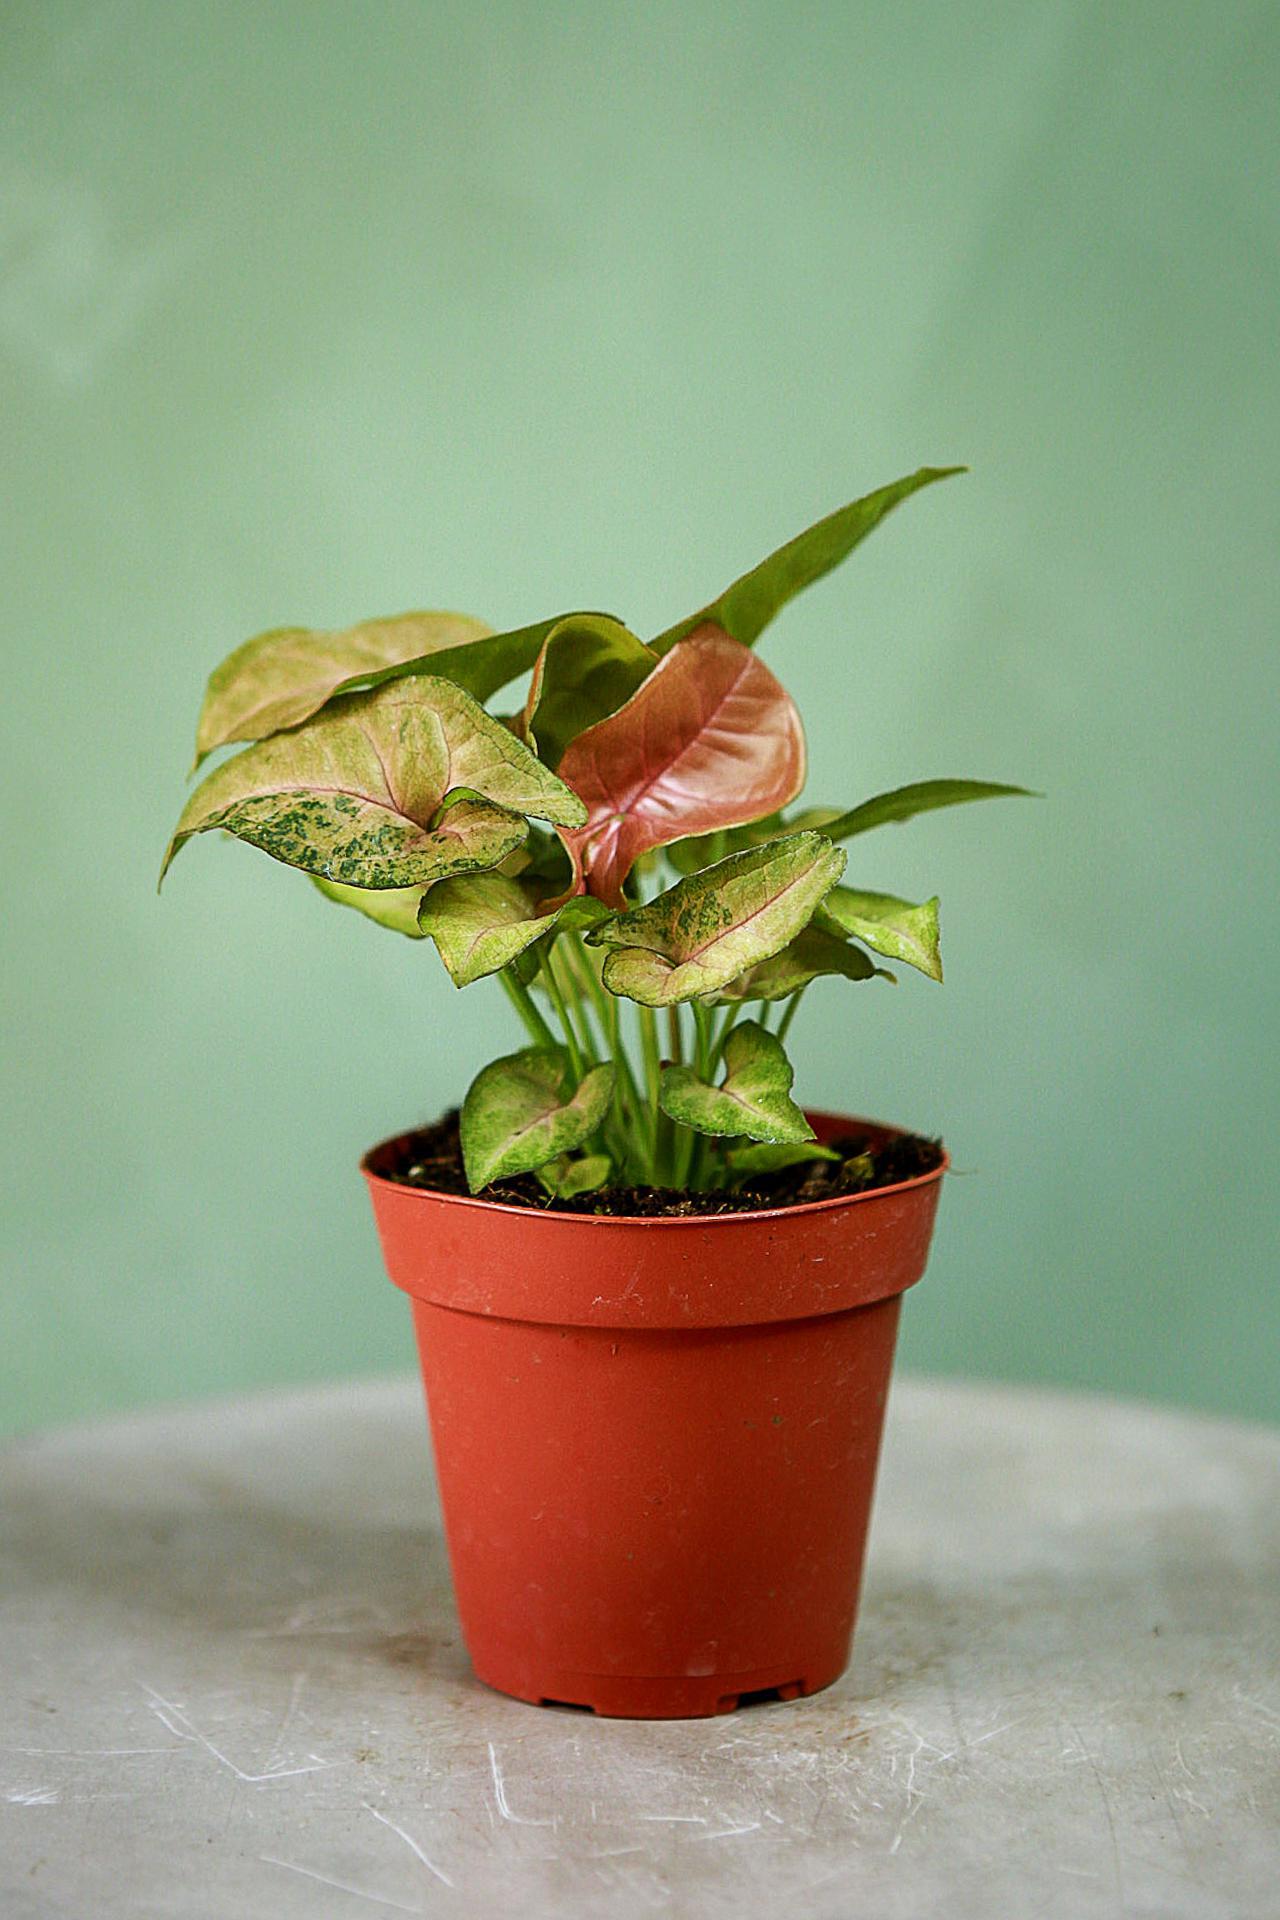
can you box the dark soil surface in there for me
[377,1111,944,1217]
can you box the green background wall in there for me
[3,1,1276,1437]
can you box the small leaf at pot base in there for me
[536,1153,613,1199]
[589,832,845,1006]
[555,626,807,905]
[460,1048,615,1191]
[818,779,1037,843]
[162,677,585,888]
[725,1141,842,1181]
[522,615,655,769]
[818,888,942,981]
[650,468,965,656]
[712,925,891,1002]
[659,1021,813,1143]
[312,876,429,937]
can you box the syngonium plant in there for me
[162,468,1031,1199]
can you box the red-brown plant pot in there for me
[363,1111,946,1720]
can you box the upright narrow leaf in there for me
[460,1047,615,1191]
[521,615,655,768]
[193,609,620,765]
[556,625,806,906]
[818,779,1036,843]
[660,1022,813,1143]
[589,832,845,1005]
[650,468,964,655]
[818,887,942,980]
[162,677,586,888]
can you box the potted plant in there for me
[163,467,1029,1719]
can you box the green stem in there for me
[541,949,584,1080]
[775,989,803,1045]
[499,968,558,1048]
[637,1005,667,1182]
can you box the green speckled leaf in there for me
[650,468,964,656]
[460,1047,615,1191]
[659,1021,812,1144]
[522,615,655,768]
[818,887,942,981]
[311,876,428,937]
[711,924,891,1001]
[536,1152,613,1199]
[162,677,586,888]
[588,832,845,1005]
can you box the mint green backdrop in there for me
[3,2,1276,1436]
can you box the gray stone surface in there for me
[1,1376,1277,1918]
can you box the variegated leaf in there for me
[588,831,845,1005]
[536,1152,613,1199]
[818,886,942,980]
[556,626,806,906]
[659,1021,812,1144]
[311,876,428,937]
[162,677,586,888]
[650,468,964,655]
[460,1047,615,1191]
[521,614,655,768]
[418,876,613,987]
[711,924,891,1002]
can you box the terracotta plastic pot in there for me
[363,1111,946,1720]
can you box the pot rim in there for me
[361,1108,948,1230]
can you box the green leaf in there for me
[664,806,841,876]
[659,1021,812,1144]
[417,872,547,984]
[522,614,655,768]
[460,1047,615,1191]
[311,876,428,937]
[711,924,891,1001]
[725,1140,841,1180]
[589,831,845,1005]
[650,468,965,656]
[193,609,620,765]
[818,887,942,981]
[536,1152,613,1199]
[162,677,587,889]
[818,779,1037,843]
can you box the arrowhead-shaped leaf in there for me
[818,886,942,980]
[193,609,620,765]
[711,924,891,1001]
[556,626,806,906]
[311,876,429,936]
[417,874,613,986]
[589,831,845,1005]
[818,779,1036,843]
[650,468,964,656]
[460,1047,615,1191]
[660,1021,812,1144]
[522,615,655,768]
[162,677,587,888]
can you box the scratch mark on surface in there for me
[693,1820,761,1842]
[139,1683,333,1784]
[488,1741,551,1826]
[5,1786,61,1805]
[266,1671,308,1769]
[1069,1719,1125,1906]
[637,1812,707,1824]
[364,1802,455,1888]
[2,1745,182,1758]
[261,1855,425,1912]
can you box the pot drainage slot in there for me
[718,1681,803,1712]
[538,1696,596,1714]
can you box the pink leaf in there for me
[555,625,806,906]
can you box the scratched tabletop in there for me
[2,1378,1277,1920]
